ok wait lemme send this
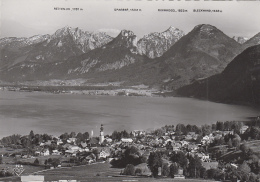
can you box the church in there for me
[99,124,104,144]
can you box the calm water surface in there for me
[0,91,259,138]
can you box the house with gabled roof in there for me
[80,142,88,148]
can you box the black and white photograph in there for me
[0,0,260,181]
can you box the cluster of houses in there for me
[5,124,250,171]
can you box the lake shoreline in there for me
[0,90,259,139]
[2,84,259,108]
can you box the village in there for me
[1,119,260,181]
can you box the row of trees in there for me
[153,121,244,138]
[59,131,90,145]
[0,131,53,148]
[241,126,260,140]
[0,130,91,148]
[216,121,243,133]
[111,130,132,141]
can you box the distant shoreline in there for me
[0,85,164,97]
[1,84,260,108]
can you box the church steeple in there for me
[99,124,104,144]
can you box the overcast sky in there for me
[1,0,260,39]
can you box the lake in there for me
[0,91,259,138]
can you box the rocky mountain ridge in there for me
[137,26,185,58]
[232,36,248,44]
[0,27,113,70]
[67,30,146,75]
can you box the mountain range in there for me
[0,24,260,104]
[177,45,260,105]
[0,27,113,70]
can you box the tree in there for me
[170,151,188,169]
[48,158,53,164]
[42,133,52,141]
[176,124,186,135]
[123,164,135,176]
[70,132,76,138]
[121,130,130,138]
[240,143,250,154]
[51,158,60,168]
[161,163,170,177]
[216,121,224,131]
[249,127,260,139]
[161,125,174,133]
[111,131,119,141]
[21,137,32,148]
[76,132,84,141]
[60,133,69,140]
[186,124,192,133]
[249,173,257,182]
[187,155,203,178]
[211,124,216,131]
[92,148,99,159]
[196,134,203,144]
[34,158,40,165]
[148,151,162,177]
[128,146,140,156]
[216,137,225,146]
[169,162,179,178]
[227,138,233,148]
[201,124,212,136]
[200,167,207,179]
[232,137,241,149]
[29,130,35,140]
[238,162,251,174]
[110,146,143,168]
[44,159,48,167]
[0,134,21,145]
[231,121,243,134]
[47,158,60,168]
[206,168,223,180]
[224,121,232,131]
[154,129,164,138]
[83,132,89,140]
[33,134,42,145]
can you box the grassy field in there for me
[0,147,23,155]
[0,162,216,182]
[33,163,215,182]
[0,163,44,174]
[18,155,63,165]
[0,163,45,181]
